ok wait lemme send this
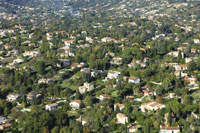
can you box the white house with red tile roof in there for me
[106,71,120,80]
[116,113,128,124]
[99,94,111,101]
[71,62,84,69]
[128,77,140,84]
[45,103,58,111]
[7,94,20,101]
[177,46,187,51]
[159,126,180,133]
[23,50,40,57]
[86,36,93,43]
[184,76,197,85]
[127,124,139,133]
[79,82,94,94]
[110,57,123,65]
[167,51,183,58]
[70,100,82,110]
[63,39,72,46]
[140,102,165,112]
[101,37,113,43]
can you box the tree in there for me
[143,119,150,133]
[51,126,59,133]
[162,77,172,92]
[177,51,182,62]
[36,61,46,75]
[156,86,164,96]
[83,96,93,107]
[188,61,196,72]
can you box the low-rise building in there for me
[110,57,123,65]
[79,82,94,94]
[116,113,128,124]
[159,126,180,133]
[0,123,11,130]
[23,50,40,57]
[106,71,121,80]
[127,124,139,133]
[129,77,140,84]
[141,102,165,112]
[99,94,111,101]
[63,39,72,46]
[0,117,7,124]
[70,100,82,110]
[45,103,58,111]
[7,94,20,101]
[184,76,197,85]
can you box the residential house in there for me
[128,77,140,84]
[184,76,197,85]
[140,102,165,112]
[174,64,188,71]
[45,103,58,111]
[7,94,20,101]
[194,39,200,44]
[127,124,139,133]
[177,46,186,51]
[159,126,180,133]
[86,36,93,43]
[99,94,111,101]
[63,39,72,46]
[70,100,82,110]
[142,89,154,96]
[23,50,40,57]
[106,71,121,80]
[174,71,187,78]
[0,117,7,124]
[46,32,53,40]
[71,62,84,69]
[13,58,24,64]
[116,113,128,124]
[0,123,11,130]
[110,57,123,65]
[38,78,52,84]
[79,82,94,94]
[167,51,183,58]
[101,37,113,43]
[114,103,125,111]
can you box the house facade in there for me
[70,100,82,110]
[116,113,128,124]
[45,103,58,111]
[129,77,140,84]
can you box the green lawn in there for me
[67,110,79,117]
